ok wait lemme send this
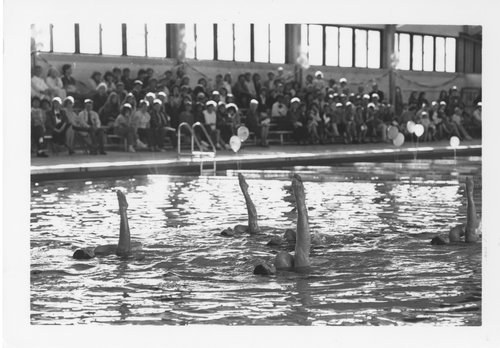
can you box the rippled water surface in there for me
[31,157,482,325]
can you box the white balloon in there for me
[229,136,241,153]
[414,124,424,137]
[387,126,399,140]
[393,132,405,147]
[450,136,460,148]
[237,126,249,142]
[406,121,415,133]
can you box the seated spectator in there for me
[203,100,222,149]
[226,103,242,135]
[121,68,134,92]
[61,64,78,96]
[245,99,270,147]
[252,73,262,96]
[211,90,221,104]
[46,67,66,99]
[112,67,122,85]
[115,82,128,103]
[451,107,472,140]
[223,73,233,94]
[306,103,321,144]
[420,111,435,141]
[354,105,368,143]
[320,104,335,143]
[98,92,121,129]
[131,80,143,103]
[333,103,346,140]
[216,102,232,149]
[213,74,224,92]
[366,103,387,142]
[472,102,482,126]
[114,103,137,152]
[339,78,350,95]
[45,97,74,154]
[264,72,276,93]
[103,71,116,93]
[150,99,175,151]
[133,100,152,150]
[31,96,48,157]
[271,94,288,129]
[408,91,418,109]
[287,98,308,144]
[233,74,251,108]
[74,99,107,155]
[178,99,194,126]
[313,71,326,94]
[394,86,404,117]
[122,93,137,113]
[87,71,102,93]
[343,102,357,144]
[144,68,155,86]
[92,83,109,113]
[31,65,51,99]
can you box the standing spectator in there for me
[45,97,74,154]
[75,99,107,155]
[87,71,102,93]
[417,91,429,109]
[233,74,251,107]
[46,67,66,99]
[408,91,418,109]
[121,68,134,91]
[31,65,51,99]
[252,73,262,97]
[114,104,137,152]
[31,97,48,157]
[223,73,233,94]
[61,64,77,96]
[394,86,404,117]
[370,82,384,102]
[133,100,152,150]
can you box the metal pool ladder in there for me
[177,122,217,176]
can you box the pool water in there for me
[30,157,482,325]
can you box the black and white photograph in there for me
[3,0,500,347]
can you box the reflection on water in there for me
[31,157,481,325]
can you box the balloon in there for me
[406,121,415,133]
[393,133,405,147]
[237,126,249,142]
[229,136,241,153]
[414,124,424,137]
[296,52,310,70]
[450,136,460,148]
[387,126,399,140]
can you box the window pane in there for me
[101,23,123,55]
[423,35,434,71]
[31,24,51,52]
[445,37,456,72]
[308,25,323,66]
[435,37,445,72]
[196,23,214,60]
[234,24,250,62]
[367,30,380,68]
[147,23,166,58]
[269,23,285,64]
[325,26,338,66]
[182,24,195,59]
[412,35,423,71]
[397,33,410,70]
[79,23,100,54]
[127,23,145,56]
[254,24,269,63]
[52,22,75,53]
[355,29,367,68]
[339,27,353,67]
[217,23,233,61]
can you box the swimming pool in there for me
[30,156,482,325]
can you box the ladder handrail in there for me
[177,122,204,157]
[192,122,217,156]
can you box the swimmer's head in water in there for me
[116,190,128,209]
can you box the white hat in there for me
[84,99,93,104]
[477,102,482,106]
[367,103,375,108]
[227,93,234,98]
[250,99,259,105]
[451,85,458,90]
[158,91,167,98]
[52,97,62,104]
[122,103,132,109]
[340,93,347,98]
[333,93,339,97]
[134,80,143,85]
[212,90,220,95]
[153,99,162,105]
[206,100,217,107]
[363,94,370,99]
[431,101,438,106]
[328,94,334,99]
[64,96,75,104]
[277,66,283,71]
[335,102,343,107]
[140,99,150,107]
[315,71,323,77]
[290,97,301,104]
[346,101,353,107]
[421,111,428,116]
[339,78,347,84]
[146,92,156,98]
[127,92,134,97]
[226,103,238,111]
[218,101,226,107]
[97,82,107,90]
[371,93,379,99]
[440,101,447,106]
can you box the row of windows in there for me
[31,23,457,72]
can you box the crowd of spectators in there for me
[31,63,482,157]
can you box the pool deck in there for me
[30,139,482,181]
